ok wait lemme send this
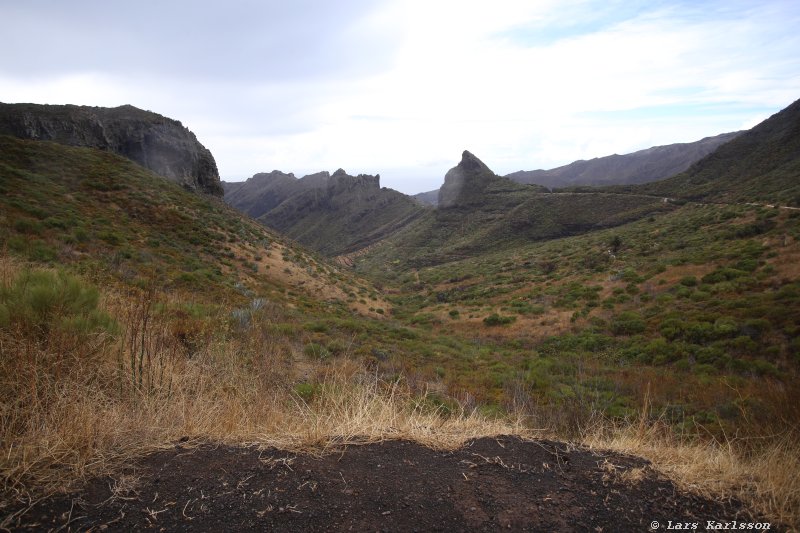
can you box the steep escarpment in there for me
[0,102,223,196]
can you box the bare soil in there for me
[3,436,772,532]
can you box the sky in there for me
[1,0,799,194]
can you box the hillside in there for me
[361,151,672,267]
[632,98,800,206]
[0,102,223,196]
[412,189,440,206]
[506,132,740,189]
[0,135,387,314]
[2,112,800,529]
[225,169,426,256]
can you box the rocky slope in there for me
[225,169,425,256]
[223,170,306,218]
[0,102,223,196]
[506,131,740,189]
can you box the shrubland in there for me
[1,135,798,527]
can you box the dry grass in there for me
[1,256,798,530]
[581,412,800,529]
[0,262,523,511]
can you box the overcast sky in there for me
[2,0,799,194]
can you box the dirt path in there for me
[3,436,775,532]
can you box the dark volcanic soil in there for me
[3,436,770,532]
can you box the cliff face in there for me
[0,103,223,196]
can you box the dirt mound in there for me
[4,436,770,532]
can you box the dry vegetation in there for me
[582,404,800,528]
[0,255,519,513]
[1,257,798,529]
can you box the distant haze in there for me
[2,0,798,194]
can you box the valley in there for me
[1,99,798,531]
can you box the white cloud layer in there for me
[1,0,798,193]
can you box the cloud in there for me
[1,0,400,81]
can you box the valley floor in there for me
[3,436,772,532]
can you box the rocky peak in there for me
[458,150,493,174]
[328,170,381,194]
[0,102,223,196]
[438,150,498,208]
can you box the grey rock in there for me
[0,102,223,196]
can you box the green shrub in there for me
[483,313,516,326]
[0,268,117,338]
[29,241,57,262]
[326,340,347,355]
[611,311,646,335]
[294,382,318,403]
[702,267,747,284]
[13,218,44,235]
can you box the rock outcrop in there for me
[438,150,543,208]
[0,103,223,196]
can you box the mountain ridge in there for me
[412,132,741,205]
[506,131,741,189]
[632,98,800,206]
[0,102,223,196]
[224,169,426,256]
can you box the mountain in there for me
[2,109,798,530]
[634,98,800,206]
[438,150,546,207]
[358,151,671,268]
[223,170,332,219]
[0,102,223,196]
[505,132,741,189]
[412,189,439,206]
[259,170,425,256]
[225,169,425,256]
